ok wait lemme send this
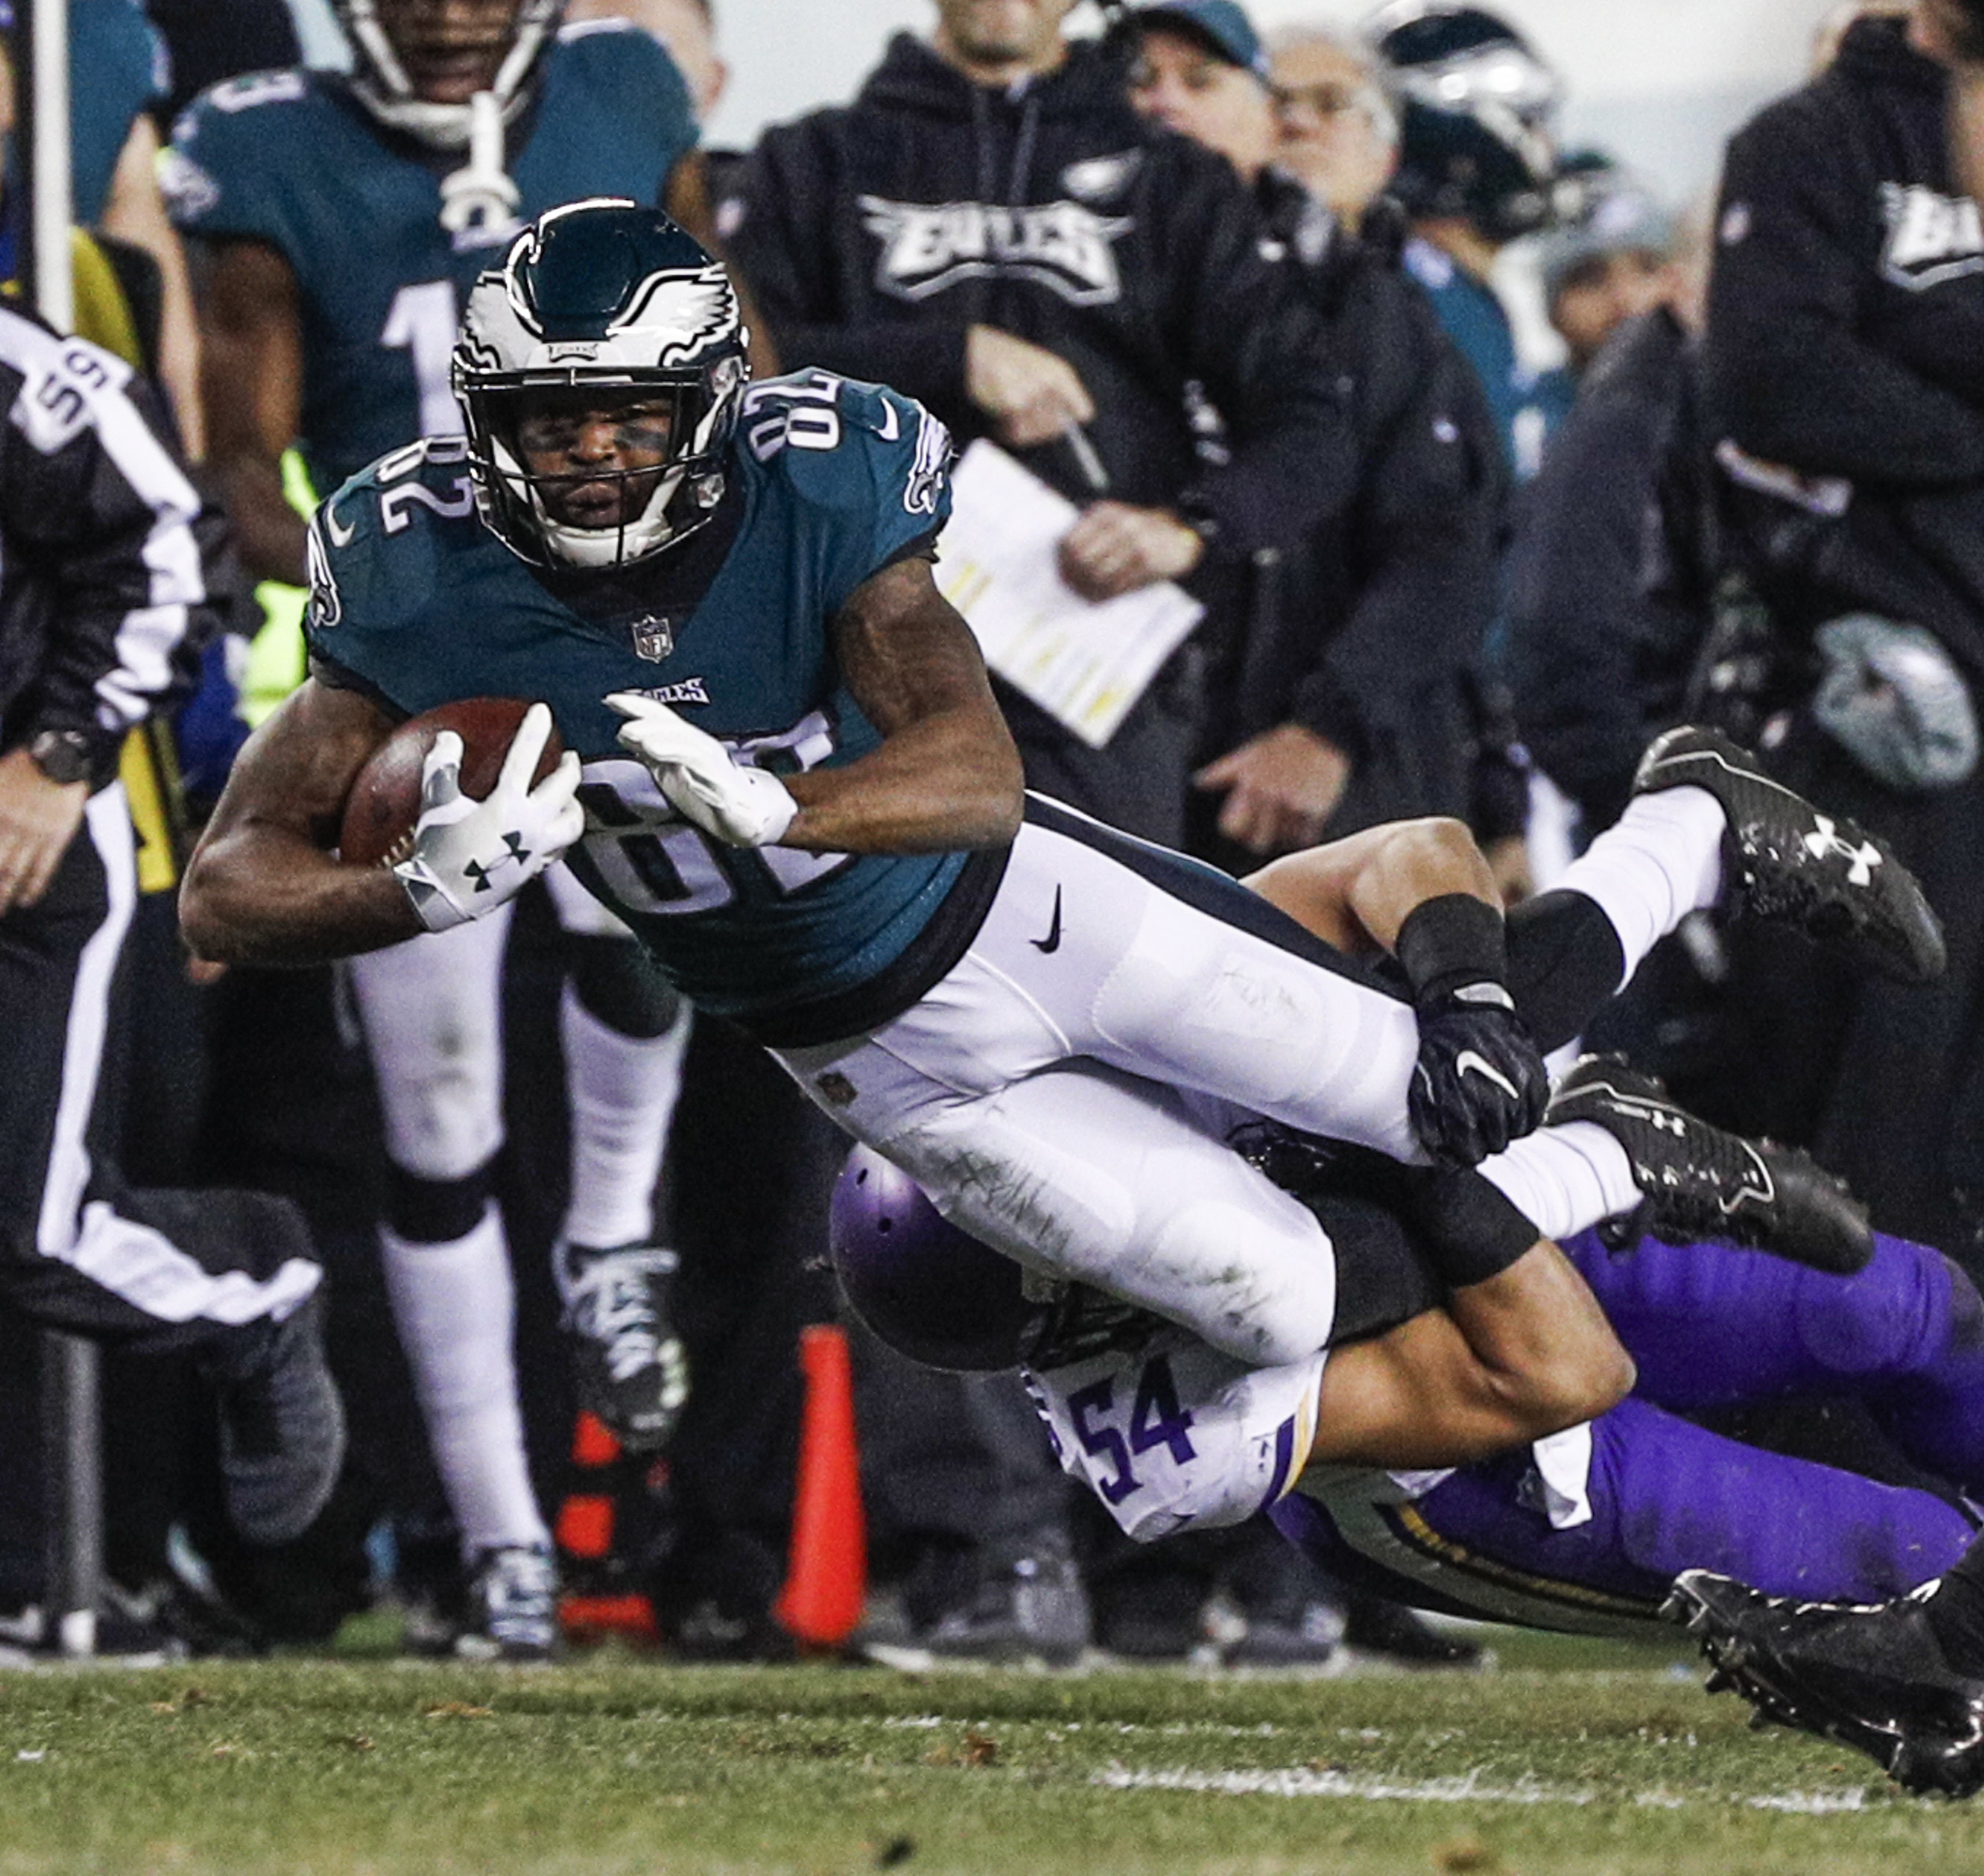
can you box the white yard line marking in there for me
[1093,1766,1872,1813]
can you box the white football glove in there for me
[605,692,798,848]
[392,703,585,933]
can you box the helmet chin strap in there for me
[440,91,522,244]
[538,467,684,569]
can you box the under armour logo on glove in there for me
[1802,814,1883,887]
[391,706,583,932]
[464,832,532,893]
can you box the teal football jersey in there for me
[1404,237,1574,484]
[305,373,966,1023]
[164,20,697,497]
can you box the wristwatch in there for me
[27,729,95,786]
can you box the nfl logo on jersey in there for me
[630,615,675,661]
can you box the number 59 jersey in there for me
[306,373,973,1033]
[163,20,696,501]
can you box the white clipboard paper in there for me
[936,440,1204,750]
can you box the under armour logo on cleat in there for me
[1456,1051,1519,1100]
[465,832,531,893]
[1803,815,1883,887]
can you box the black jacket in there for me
[1205,181,1501,832]
[1709,17,1984,677]
[728,34,1355,556]
[0,305,218,786]
[1510,308,1716,827]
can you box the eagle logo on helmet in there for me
[612,269,741,366]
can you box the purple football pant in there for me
[1274,1232,1984,1625]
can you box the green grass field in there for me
[3,1631,1980,1875]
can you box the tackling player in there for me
[832,1115,1984,1641]
[181,201,1943,1507]
[163,1,733,1655]
[820,817,1983,1619]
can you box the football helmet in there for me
[332,0,563,146]
[828,1146,1035,1373]
[453,200,750,570]
[1367,1,1565,241]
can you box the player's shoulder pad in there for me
[550,14,693,115]
[84,0,167,89]
[175,67,314,136]
[306,436,483,639]
[164,68,323,223]
[737,371,952,524]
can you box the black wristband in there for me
[1251,1134,1539,1292]
[1390,1166,1542,1288]
[1395,894,1509,1006]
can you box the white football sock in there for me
[1555,785,1727,988]
[558,987,690,1268]
[1479,1121,1642,1243]
[378,1207,549,1556]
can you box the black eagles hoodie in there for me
[727,32,1354,558]
[1709,14,1984,676]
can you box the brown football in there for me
[339,697,567,870]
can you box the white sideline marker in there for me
[1094,1765,1873,1814]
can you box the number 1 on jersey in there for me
[382,281,464,439]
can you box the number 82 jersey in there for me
[305,372,977,1040]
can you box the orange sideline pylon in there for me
[773,1324,867,1649]
[555,1409,657,1642]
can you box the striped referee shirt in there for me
[0,303,219,786]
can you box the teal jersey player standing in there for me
[165,15,713,1652]
[1403,237,1574,485]
[165,18,697,501]
[304,369,968,1027]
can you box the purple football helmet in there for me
[827,1146,1033,1371]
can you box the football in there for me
[338,697,567,870]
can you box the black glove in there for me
[1409,981,1550,1167]
[1395,893,1549,1169]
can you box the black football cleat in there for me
[1547,1055,1873,1274]
[561,1242,690,1454]
[1633,725,1946,983]
[1666,1569,1984,1799]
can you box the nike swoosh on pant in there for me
[1031,885,1064,953]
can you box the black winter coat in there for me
[1710,15,1984,678]
[726,35,1358,843]
[1202,182,1501,838]
[1510,308,1715,828]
